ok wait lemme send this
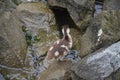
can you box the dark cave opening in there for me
[95,0,104,4]
[50,6,77,33]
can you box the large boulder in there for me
[72,41,120,80]
[80,10,120,57]
[103,5,120,78]
[16,2,58,57]
[16,2,55,35]
[105,68,120,80]
[0,11,27,67]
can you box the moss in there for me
[34,35,40,42]
[22,26,32,45]
[70,28,82,53]
[37,25,59,43]
[22,25,26,32]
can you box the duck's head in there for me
[62,25,70,35]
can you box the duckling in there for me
[43,25,72,68]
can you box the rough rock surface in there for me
[0,11,27,67]
[16,2,58,56]
[70,28,81,52]
[38,61,72,80]
[72,41,120,80]
[103,0,120,10]
[16,2,55,35]
[80,10,120,57]
[105,68,120,80]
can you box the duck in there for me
[43,25,72,68]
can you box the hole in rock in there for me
[95,0,104,4]
[50,6,79,37]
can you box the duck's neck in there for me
[62,31,72,42]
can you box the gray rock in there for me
[16,2,58,57]
[105,68,120,80]
[16,2,55,35]
[72,41,120,80]
[65,50,81,64]
[103,0,120,10]
[0,11,27,67]
[80,10,120,57]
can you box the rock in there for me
[0,73,5,80]
[105,68,120,80]
[47,0,94,29]
[38,61,72,80]
[72,41,120,80]
[35,50,80,80]
[16,2,55,35]
[69,28,81,54]
[80,10,120,57]
[16,2,58,57]
[0,0,16,11]
[0,11,27,67]
[64,50,81,64]
[103,0,120,10]
[47,0,95,54]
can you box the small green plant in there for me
[33,35,40,43]
[22,26,41,45]
[25,30,32,45]
[22,26,32,45]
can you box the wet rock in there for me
[64,50,81,64]
[72,41,120,80]
[103,0,120,10]
[16,2,58,57]
[80,10,120,57]
[0,11,27,67]
[47,0,94,29]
